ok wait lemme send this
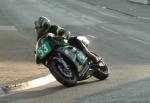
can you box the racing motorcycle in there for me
[35,33,109,87]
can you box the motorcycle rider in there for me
[34,16,99,64]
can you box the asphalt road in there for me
[0,0,150,103]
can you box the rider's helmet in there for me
[34,16,51,37]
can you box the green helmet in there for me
[34,16,51,37]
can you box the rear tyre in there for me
[90,52,109,80]
[93,60,109,80]
[48,60,77,87]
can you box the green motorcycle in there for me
[35,33,109,87]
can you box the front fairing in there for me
[35,37,56,60]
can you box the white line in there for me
[26,74,56,89]
[67,13,78,18]
[2,74,56,93]
[0,26,17,31]
[137,17,150,21]
[129,37,150,46]
[87,35,96,39]
[81,15,105,24]
[99,10,121,19]
[101,6,107,9]
[101,26,120,34]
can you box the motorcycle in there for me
[35,33,109,87]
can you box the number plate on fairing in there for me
[37,41,52,59]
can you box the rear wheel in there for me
[48,59,77,87]
[93,60,109,80]
[90,52,109,80]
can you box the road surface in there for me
[0,0,150,103]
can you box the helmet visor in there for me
[34,20,42,33]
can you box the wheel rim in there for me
[57,62,73,79]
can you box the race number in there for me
[37,42,52,59]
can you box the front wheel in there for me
[48,59,77,87]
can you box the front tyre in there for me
[48,60,77,87]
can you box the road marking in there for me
[129,37,150,46]
[1,74,56,93]
[81,15,105,24]
[0,26,17,31]
[101,26,120,34]
[87,35,96,39]
[101,6,107,9]
[136,17,150,21]
[67,13,79,18]
[26,74,56,89]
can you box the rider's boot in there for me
[83,47,100,64]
